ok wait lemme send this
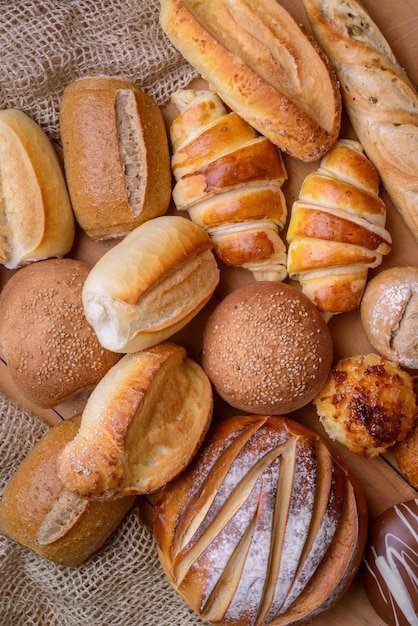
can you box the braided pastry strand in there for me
[169,90,288,282]
[287,139,392,316]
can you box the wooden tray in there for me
[1,1,417,624]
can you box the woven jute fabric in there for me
[0,392,205,626]
[0,0,199,140]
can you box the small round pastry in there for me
[394,419,418,489]
[153,414,368,626]
[360,266,418,369]
[201,281,333,414]
[313,354,418,457]
[362,499,418,626]
[0,258,121,408]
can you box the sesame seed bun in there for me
[0,258,121,408]
[201,281,333,414]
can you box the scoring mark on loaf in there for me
[116,89,146,216]
[36,489,89,546]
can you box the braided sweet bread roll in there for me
[153,414,368,626]
[169,90,288,281]
[286,139,391,316]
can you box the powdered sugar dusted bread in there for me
[360,266,418,369]
[202,281,333,414]
[153,414,368,625]
[314,354,418,457]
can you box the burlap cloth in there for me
[0,392,206,626]
[0,1,205,623]
[0,0,199,140]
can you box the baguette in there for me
[58,343,213,499]
[303,0,418,242]
[60,77,172,241]
[287,139,391,316]
[170,89,288,281]
[0,109,75,269]
[159,0,341,161]
[0,416,135,566]
[82,215,220,353]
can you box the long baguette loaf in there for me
[159,0,341,162]
[303,0,418,242]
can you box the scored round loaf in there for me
[360,266,418,369]
[201,281,333,414]
[153,414,368,626]
[0,258,120,408]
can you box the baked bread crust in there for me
[58,342,213,499]
[202,281,333,414]
[159,0,341,161]
[153,414,368,626]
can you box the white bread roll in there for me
[58,342,213,499]
[0,109,75,269]
[153,414,368,625]
[0,416,135,566]
[60,77,172,241]
[159,0,341,162]
[82,215,220,353]
[304,0,418,242]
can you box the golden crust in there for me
[314,354,418,457]
[394,418,418,489]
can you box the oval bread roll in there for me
[0,416,135,567]
[60,76,172,241]
[82,215,220,353]
[58,343,213,499]
[0,109,75,269]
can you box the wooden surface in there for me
[1,1,417,625]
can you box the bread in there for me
[82,215,220,353]
[201,281,333,414]
[0,415,135,567]
[303,0,418,242]
[287,139,391,316]
[0,109,75,269]
[362,499,418,626]
[58,342,213,499]
[169,89,288,281]
[153,414,368,626]
[59,76,172,241]
[313,354,418,457]
[0,258,120,408]
[360,266,418,369]
[159,0,341,161]
[394,419,418,489]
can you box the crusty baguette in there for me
[159,0,341,161]
[153,414,368,625]
[303,0,418,242]
[60,76,172,241]
[0,416,135,566]
[58,343,213,499]
[287,139,391,316]
[82,215,220,353]
[0,109,75,269]
[170,89,288,281]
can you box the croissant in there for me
[286,139,392,316]
[169,89,288,281]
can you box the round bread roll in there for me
[153,414,368,626]
[360,266,418,369]
[314,354,418,457]
[0,258,120,408]
[0,415,135,567]
[362,499,418,626]
[201,281,333,414]
[394,419,418,489]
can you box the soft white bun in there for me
[82,215,220,353]
[0,109,75,269]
